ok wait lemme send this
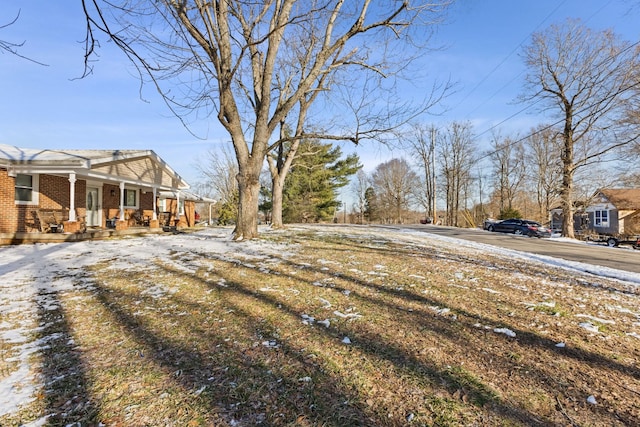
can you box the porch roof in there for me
[158,190,216,203]
[0,143,189,191]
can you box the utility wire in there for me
[472,0,624,143]
[455,0,568,118]
[476,76,640,163]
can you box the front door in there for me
[86,187,100,227]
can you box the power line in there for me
[456,0,568,118]
[476,76,640,163]
[471,0,630,144]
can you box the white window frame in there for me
[594,210,609,227]
[123,188,138,209]
[15,173,39,205]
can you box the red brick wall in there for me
[0,170,89,233]
[0,169,19,233]
[101,186,156,226]
[141,191,154,211]
[75,180,87,220]
[39,174,69,209]
[103,184,120,226]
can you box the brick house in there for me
[0,143,198,237]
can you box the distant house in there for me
[0,143,199,238]
[550,188,640,236]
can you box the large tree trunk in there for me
[560,164,575,239]
[271,175,285,229]
[561,118,576,239]
[234,169,261,240]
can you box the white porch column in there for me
[68,173,77,221]
[152,187,157,220]
[119,182,125,221]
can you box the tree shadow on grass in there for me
[78,229,639,426]
[36,288,99,426]
[208,271,555,425]
[292,235,640,377]
[90,278,380,426]
[192,236,640,425]
[136,258,549,426]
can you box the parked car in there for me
[483,218,498,230]
[486,218,551,238]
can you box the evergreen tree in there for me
[364,187,378,223]
[283,140,361,223]
[217,190,239,225]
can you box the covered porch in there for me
[1,144,193,238]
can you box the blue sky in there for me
[1,1,638,188]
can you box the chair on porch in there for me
[34,209,68,233]
[131,210,151,227]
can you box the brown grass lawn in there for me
[1,225,639,426]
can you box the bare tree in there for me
[370,158,418,224]
[82,0,452,239]
[488,130,526,217]
[438,121,476,226]
[1,9,46,65]
[350,169,370,224]
[524,126,563,221]
[195,145,238,209]
[405,123,437,221]
[622,63,640,185]
[521,19,640,238]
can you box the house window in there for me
[178,199,185,215]
[15,174,39,204]
[594,210,609,227]
[124,189,138,208]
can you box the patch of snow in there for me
[317,298,332,308]
[579,322,600,333]
[317,319,330,328]
[575,314,615,325]
[301,314,315,325]
[333,310,362,320]
[262,340,279,348]
[494,328,516,338]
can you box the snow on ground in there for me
[0,225,638,418]
[0,227,291,419]
[390,226,640,285]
